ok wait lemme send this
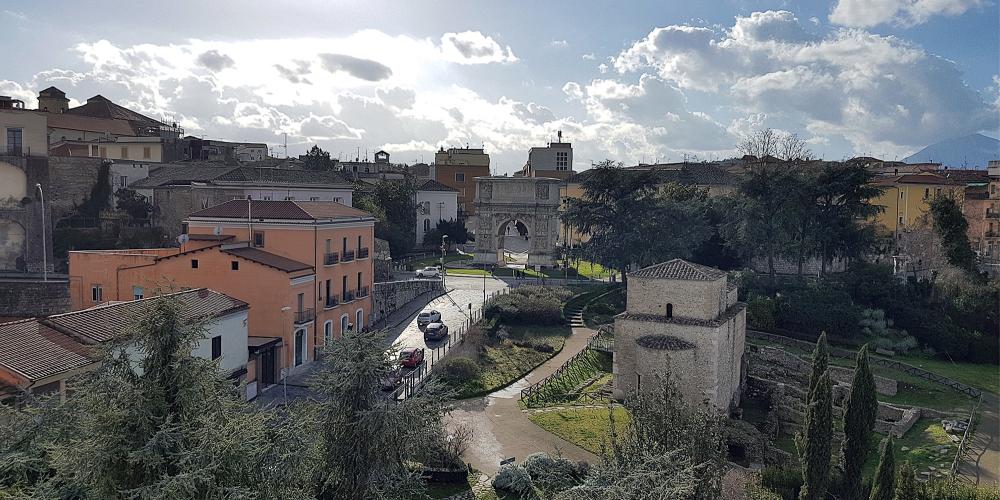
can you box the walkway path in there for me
[446,325,600,475]
[956,392,999,485]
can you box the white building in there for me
[520,131,574,179]
[415,179,459,246]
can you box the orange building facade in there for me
[69,200,377,382]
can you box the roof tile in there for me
[630,259,727,281]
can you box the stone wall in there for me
[1,155,54,273]
[751,255,847,276]
[750,344,897,396]
[47,156,104,220]
[0,278,70,318]
[371,279,444,325]
[628,275,726,320]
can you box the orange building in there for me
[69,200,377,381]
[433,147,490,218]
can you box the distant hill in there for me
[904,133,999,168]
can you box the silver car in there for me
[415,267,441,278]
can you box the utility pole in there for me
[35,184,46,281]
[440,234,448,289]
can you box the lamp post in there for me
[440,234,448,288]
[35,183,46,281]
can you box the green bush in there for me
[747,294,778,330]
[587,302,617,315]
[759,466,802,500]
[779,282,861,339]
[918,479,1000,499]
[485,286,573,325]
[440,357,480,384]
[522,452,587,495]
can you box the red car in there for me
[399,347,425,368]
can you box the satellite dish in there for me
[213,225,223,236]
[176,234,189,245]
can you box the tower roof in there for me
[630,259,726,281]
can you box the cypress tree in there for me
[870,437,896,500]
[798,370,833,500]
[808,332,829,396]
[895,461,917,500]
[842,344,879,500]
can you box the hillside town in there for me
[1,2,999,499]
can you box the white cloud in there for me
[582,53,596,60]
[829,0,984,27]
[550,40,569,48]
[612,11,997,153]
[440,31,518,64]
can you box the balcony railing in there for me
[342,290,355,302]
[986,209,999,219]
[342,250,356,262]
[325,295,339,308]
[324,252,339,265]
[358,247,370,259]
[357,286,369,298]
[294,308,315,324]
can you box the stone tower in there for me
[37,86,69,113]
[613,259,747,411]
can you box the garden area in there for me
[436,286,578,398]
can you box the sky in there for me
[2,0,998,173]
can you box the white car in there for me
[417,309,442,327]
[415,267,442,278]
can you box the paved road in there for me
[957,392,999,485]
[446,326,600,475]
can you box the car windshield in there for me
[418,312,430,317]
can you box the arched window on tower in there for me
[666,303,673,318]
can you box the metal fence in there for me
[950,394,984,480]
[388,287,509,401]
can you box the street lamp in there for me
[35,183,46,282]
[440,234,448,288]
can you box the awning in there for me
[247,336,282,354]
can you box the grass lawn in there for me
[529,406,629,455]
[888,355,999,395]
[452,324,571,398]
[862,418,956,479]
[524,350,612,408]
[407,253,471,270]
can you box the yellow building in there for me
[872,172,965,233]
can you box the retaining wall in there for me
[371,279,444,325]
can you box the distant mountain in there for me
[904,133,999,168]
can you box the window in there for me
[357,271,362,290]
[357,235,362,251]
[310,196,320,201]
[334,197,343,203]
[297,293,305,312]
[231,260,239,270]
[91,145,99,157]
[191,259,199,268]
[455,172,465,182]
[356,309,364,331]
[294,329,305,366]
[91,284,103,303]
[211,336,222,360]
[325,279,332,305]
[556,151,568,169]
[120,147,128,159]
[284,196,295,201]
[341,315,349,335]
[666,303,673,318]
[325,239,332,254]
[133,286,143,300]
[253,232,265,247]
[342,237,348,253]
[899,191,904,199]
[262,195,272,201]
[424,219,431,232]
[342,275,348,296]
[5,128,22,155]
[143,146,151,159]
[324,321,333,344]
[119,175,128,188]
[899,216,904,225]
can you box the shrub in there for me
[759,466,802,500]
[747,294,778,330]
[522,452,587,495]
[440,357,480,384]
[485,286,572,325]
[588,302,617,315]
[492,464,535,497]
[533,343,555,354]
[779,282,861,338]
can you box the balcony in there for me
[342,290,355,303]
[324,295,339,309]
[986,209,999,219]
[324,252,340,265]
[358,247,370,259]
[357,286,369,298]
[342,250,356,262]
[294,308,315,324]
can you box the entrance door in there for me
[294,329,305,366]
[260,348,276,385]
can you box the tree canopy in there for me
[303,145,336,171]
[354,178,418,257]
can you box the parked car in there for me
[399,347,425,368]
[380,365,404,390]
[417,309,442,327]
[423,322,449,341]
[415,267,441,278]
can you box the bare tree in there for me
[738,128,813,161]
[778,133,813,162]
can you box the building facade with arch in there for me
[471,176,561,267]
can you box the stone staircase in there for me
[566,304,586,328]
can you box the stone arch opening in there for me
[497,218,531,265]
[472,177,561,268]
[0,162,27,201]
[0,220,26,271]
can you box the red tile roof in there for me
[189,200,374,221]
[65,95,166,127]
[631,259,727,281]
[46,113,136,136]
[45,288,248,344]
[222,247,313,273]
[875,173,962,186]
[0,319,94,382]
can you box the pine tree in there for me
[842,344,879,500]
[895,461,917,500]
[798,370,833,500]
[808,332,829,396]
[870,437,896,500]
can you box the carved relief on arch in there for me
[535,183,549,200]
